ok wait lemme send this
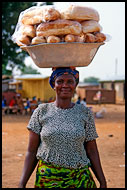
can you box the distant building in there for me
[2,75,17,105]
[76,82,99,100]
[14,74,56,102]
[76,82,116,104]
[2,75,13,92]
[9,74,56,102]
[99,75,125,102]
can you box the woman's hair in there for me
[49,67,79,88]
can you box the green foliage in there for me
[2,2,39,75]
[21,65,41,74]
[83,76,100,83]
[45,2,53,5]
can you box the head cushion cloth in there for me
[49,67,79,88]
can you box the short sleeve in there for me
[27,106,42,135]
[84,108,99,142]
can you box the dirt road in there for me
[2,104,125,188]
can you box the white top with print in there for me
[27,102,98,169]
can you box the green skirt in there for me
[34,160,97,188]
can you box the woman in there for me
[18,67,107,188]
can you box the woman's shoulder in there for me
[37,102,53,109]
[76,103,89,111]
[32,102,54,116]
[76,103,93,116]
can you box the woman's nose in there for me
[62,81,69,87]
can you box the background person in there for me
[9,96,17,114]
[76,96,81,104]
[81,97,87,107]
[24,97,31,114]
[2,96,7,115]
[18,67,107,188]
[30,96,38,114]
[37,98,42,106]
[16,94,24,115]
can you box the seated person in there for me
[37,98,42,105]
[9,96,17,114]
[2,96,8,115]
[30,96,38,114]
[16,94,24,114]
[24,97,31,114]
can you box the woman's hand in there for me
[18,183,26,188]
[100,181,107,188]
[84,140,107,189]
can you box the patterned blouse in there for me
[27,102,98,169]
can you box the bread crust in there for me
[81,20,102,34]
[74,33,86,42]
[21,7,61,25]
[31,36,46,44]
[60,5,100,22]
[36,19,82,36]
[64,34,75,42]
[21,7,43,25]
[16,35,31,46]
[94,32,106,42]
[21,25,36,38]
[43,7,61,21]
[85,33,97,43]
[47,36,61,43]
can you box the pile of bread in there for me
[15,5,106,46]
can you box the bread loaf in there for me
[31,36,46,44]
[47,36,61,43]
[16,35,31,46]
[85,33,97,43]
[94,32,106,42]
[65,34,75,42]
[42,7,61,21]
[36,19,82,37]
[81,20,102,34]
[74,33,86,42]
[21,7,44,25]
[64,33,86,43]
[60,5,100,22]
[21,6,61,25]
[21,25,36,38]
[13,4,107,46]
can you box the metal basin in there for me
[21,42,104,68]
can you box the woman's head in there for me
[49,67,79,99]
[49,67,79,88]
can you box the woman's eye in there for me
[68,80,74,84]
[56,80,74,85]
[57,80,63,84]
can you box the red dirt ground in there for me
[2,103,125,188]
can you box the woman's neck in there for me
[54,97,74,109]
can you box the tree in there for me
[2,2,37,75]
[21,65,41,74]
[2,2,53,75]
[83,76,100,83]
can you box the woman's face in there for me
[54,74,77,99]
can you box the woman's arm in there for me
[18,130,40,188]
[84,139,107,188]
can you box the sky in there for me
[22,2,125,82]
